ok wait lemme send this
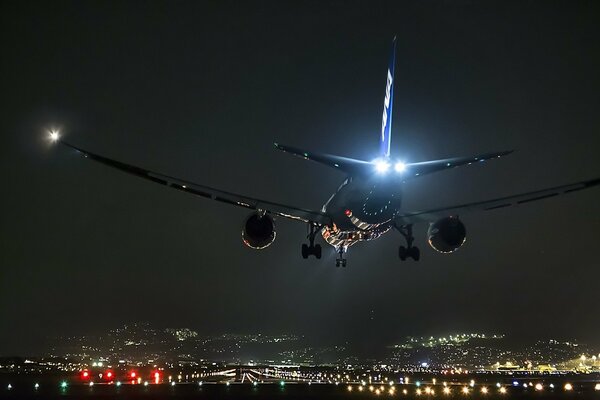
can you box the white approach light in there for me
[394,161,406,173]
[373,158,391,174]
[49,130,60,142]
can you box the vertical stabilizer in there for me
[380,37,396,158]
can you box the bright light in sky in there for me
[394,161,406,172]
[373,158,390,174]
[49,130,60,142]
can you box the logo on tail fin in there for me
[381,70,393,143]
[380,37,396,157]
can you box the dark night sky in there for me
[1,0,599,355]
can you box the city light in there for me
[462,386,469,394]
[443,386,451,394]
[89,382,94,387]
[595,383,600,391]
[347,385,352,392]
[116,381,122,387]
[535,383,543,391]
[481,386,488,394]
[499,387,507,394]
[564,383,573,391]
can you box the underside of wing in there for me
[58,141,332,226]
[395,177,600,225]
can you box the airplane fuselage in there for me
[321,175,403,250]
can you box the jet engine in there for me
[242,212,276,249]
[427,216,466,253]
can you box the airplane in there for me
[48,37,599,267]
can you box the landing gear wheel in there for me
[395,224,420,262]
[399,246,407,261]
[409,246,420,261]
[301,244,309,259]
[301,224,323,260]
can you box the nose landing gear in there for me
[395,224,420,261]
[301,224,322,259]
[335,247,347,267]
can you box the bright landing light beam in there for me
[49,130,60,142]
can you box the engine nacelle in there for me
[427,216,466,253]
[242,213,276,249]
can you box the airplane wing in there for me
[394,177,600,225]
[57,141,332,226]
[403,150,514,178]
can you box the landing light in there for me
[394,161,406,173]
[373,159,391,174]
[49,130,60,142]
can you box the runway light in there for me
[116,381,122,387]
[359,386,364,392]
[394,161,406,173]
[171,381,176,387]
[34,383,39,390]
[7,384,12,390]
[595,383,600,391]
[443,387,450,394]
[373,158,391,174]
[253,381,257,387]
[347,385,353,392]
[60,381,68,389]
[499,387,507,394]
[481,386,488,394]
[462,386,469,394]
[535,383,543,391]
[280,381,285,387]
[89,382,94,387]
[402,389,408,395]
[144,381,148,387]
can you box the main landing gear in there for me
[301,224,322,259]
[396,224,420,261]
[335,247,347,268]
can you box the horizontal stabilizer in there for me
[274,143,371,175]
[403,150,514,178]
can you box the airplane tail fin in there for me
[379,36,396,158]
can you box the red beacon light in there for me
[130,372,137,379]
[81,370,90,379]
[106,371,113,380]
